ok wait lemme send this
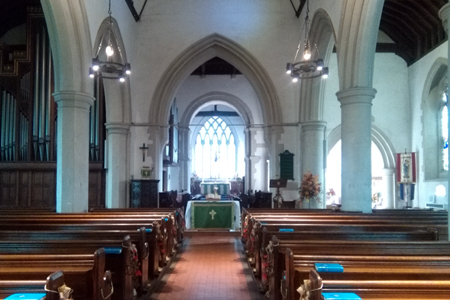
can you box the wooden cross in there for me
[139,143,149,162]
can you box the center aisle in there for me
[150,234,263,300]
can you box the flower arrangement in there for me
[299,171,321,202]
[326,188,336,196]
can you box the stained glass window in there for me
[194,117,236,179]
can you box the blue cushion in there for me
[322,292,361,300]
[279,228,294,232]
[104,247,122,254]
[4,294,46,300]
[315,263,344,273]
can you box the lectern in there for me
[270,179,287,208]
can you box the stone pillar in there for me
[301,121,327,209]
[439,3,450,241]
[381,168,395,209]
[179,126,190,191]
[336,87,376,213]
[53,91,94,212]
[105,123,130,208]
[244,127,252,194]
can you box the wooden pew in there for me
[284,250,450,300]
[250,225,439,283]
[0,236,134,300]
[88,208,185,245]
[0,215,171,275]
[298,268,450,300]
[0,228,151,292]
[247,222,441,279]
[268,236,450,300]
[0,270,70,300]
[0,250,112,300]
[0,211,180,255]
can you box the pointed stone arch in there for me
[149,34,281,128]
[299,8,336,121]
[327,124,396,169]
[421,57,448,180]
[40,0,92,93]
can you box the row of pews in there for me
[241,208,450,300]
[0,207,185,300]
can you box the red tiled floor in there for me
[150,235,262,300]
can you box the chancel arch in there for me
[148,34,281,192]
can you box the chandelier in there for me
[89,0,131,82]
[286,0,328,82]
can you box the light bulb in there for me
[92,58,100,71]
[286,63,292,74]
[125,63,131,75]
[105,45,114,57]
[316,59,324,71]
[303,47,311,60]
[292,77,298,83]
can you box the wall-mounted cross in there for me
[139,143,149,162]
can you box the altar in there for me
[185,200,240,230]
[200,182,230,195]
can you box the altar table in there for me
[185,200,240,230]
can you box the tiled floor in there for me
[150,235,263,300]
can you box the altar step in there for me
[184,229,240,237]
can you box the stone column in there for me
[381,168,395,209]
[301,121,327,209]
[179,126,191,191]
[53,91,94,212]
[439,3,450,241]
[336,87,376,213]
[105,123,130,208]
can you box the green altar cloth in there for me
[191,201,234,229]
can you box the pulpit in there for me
[130,179,160,208]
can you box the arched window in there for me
[194,117,236,179]
[440,92,448,171]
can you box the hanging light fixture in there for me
[89,0,131,82]
[286,0,328,82]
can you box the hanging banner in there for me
[396,152,416,183]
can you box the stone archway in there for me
[178,92,255,192]
[327,124,397,208]
[148,33,281,192]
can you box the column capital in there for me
[336,87,377,106]
[301,120,327,132]
[105,122,131,134]
[53,91,95,108]
[439,4,450,32]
